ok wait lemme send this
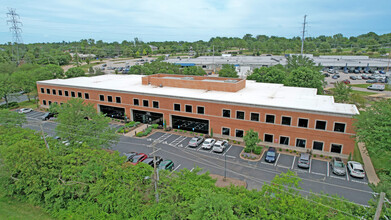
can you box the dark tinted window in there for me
[99,95,104,101]
[40,88,44,93]
[43,100,47,105]
[108,96,113,102]
[298,118,308,128]
[265,114,275,123]
[223,109,231,118]
[133,99,139,106]
[296,139,306,148]
[281,116,291,126]
[71,91,75,97]
[197,106,204,114]
[236,111,245,120]
[48,101,52,105]
[315,120,327,130]
[143,100,149,107]
[58,90,63,96]
[279,136,289,145]
[65,91,69,97]
[84,93,89,99]
[313,141,323,151]
[78,92,82,98]
[116,97,121,103]
[174,103,180,111]
[222,127,230,136]
[264,134,273,143]
[185,105,192,113]
[250,113,259,121]
[52,89,56,95]
[46,89,50,94]
[153,101,159,108]
[334,123,345,133]
[236,130,244,138]
[331,144,342,153]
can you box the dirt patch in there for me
[210,174,247,188]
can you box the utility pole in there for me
[39,124,50,152]
[300,15,307,56]
[212,45,215,74]
[6,8,23,65]
[152,140,159,203]
[374,192,385,220]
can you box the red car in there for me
[342,79,350,84]
[129,153,147,165]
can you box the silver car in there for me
[188,136,204,148]
[212,140,229,153]
[18,108,32,114]
[331,157,346,176]
[297,153,311,169]
[202,138,216,150]
[347,161,365,178]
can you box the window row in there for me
[41,88,90,100]
[222,109,346,133]
[99,95,122,104]
[173,103,204,114]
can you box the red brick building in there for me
[37,74,359,157]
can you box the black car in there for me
[265,147,277,163]
[142,156,163,167]
[41,112,56,121]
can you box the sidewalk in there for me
[124,124,149,137]
[358,142,380,185]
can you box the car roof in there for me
[204,138,215,141]
[160,160,172,165]
[334,157,343,162]
[300,153,310,160]
[349,161,363,169]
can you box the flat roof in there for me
[37,74,359,116]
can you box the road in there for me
[21,111,375,206]
[0,93,30,105]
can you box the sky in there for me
[1,0,390,44]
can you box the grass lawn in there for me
[80,62,103,72]
[353,142,363,164]
[350,84,371,89]
[350,90,377,96]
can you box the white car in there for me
[212,140,229,153]
[202,138,216,150]
[347,161,365,178]
[18,108,33,114]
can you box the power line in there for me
[301,15,307,55]
[6,8,23,64]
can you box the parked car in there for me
[356,76,362,80]
[367,84,385,91]
[354,69,360,74]
[349,76,357,80]
[297,153,311,169]
[342,79,350,84]
[331,157,346,176]
[265,147,277,163]
[202,138,216,150]
[332,75,338,79]
[347,161,365,178]
[379,70,385,74]
[18,108,32,114]
[323,73,330,77]
[361,74,369,80]
[41,112,57,120]
[142,156,163,167]
[124,152,138,162]
[212,140,229,153]
[130,153,147,165]
[158,160,174,171]
[366,79,377,83]
[188,136,204,148]
[102,64,107,67]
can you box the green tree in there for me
[55,98,119,148]
[0,109,26,127]
[65,67,85,78]
[255,66,287,84]
[333,82,352,103]
[0,73,17,108]
[218,64,238,78]
[286,55,320,71]
[182,66,206,76]
[243,129,260,152]
[285,67,325,94]
[319,42,331,53]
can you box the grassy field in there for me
[353,142,363,164]
[350,84,371,88]
[328,88,377,96]
[79,62,104,72]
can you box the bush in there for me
[136,131,144,137]
[314,154,317,158]
[233,140,237,144]
[0,101,19,109]
[244,148,252,153]
[237,142,241,145]
[320,154,324,158]
[174,129,177,132]
[151,124,159,129]
[285,149,289,152]
[253,146,262,155]
[200,134,203,136]
[278,148,282,151]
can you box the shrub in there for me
[151,124,159,129]
[314,154,317,158]
[320,154,324,158]
[190,132,193,135]
[289,150,292,153]
[125,121,136,127]
[136,131,144,137]
[253,146,262,155]
[200,134,203,136]
[285,149,289,152]
[244,148,251,153]
[293,150,297,153]
[233,140,237,144]
[174,129,177,132]
[278,148,282,151]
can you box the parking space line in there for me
[274,153,281,166]
[226,155,236,159]
[170,164,181,174]
[330,175,345,180]
[311,172,326,176]
[222,145,232,156]
[261,161,274,166]
[150,148,160,155]
[350,179,368,185]
[327,162,330,177]
[291,156,296,170]
[190,167,194,172]
[277,165,290,169]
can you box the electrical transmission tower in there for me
[7,8,23,64]
[300,15,307,56]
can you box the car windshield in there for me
[189,139,197,143]
[266,151,275,157]
[204,140,210,144]
[299,159,309,163]
[354,169,364,173]
[131,155,141,163]
[335,161,344,168]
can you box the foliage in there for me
[182,66,206,75]
[285,67,325,94]
[0,72,17,108]
[286,55,321,72]
[333,82,352,103]
[243,129,260,153]
[353,99,391,197]
[253,146,263,155]
[65,67,85,78]
[55,98,119,149]
[218,64,238,78]
[248,65,287,84]
[0,109,26,128]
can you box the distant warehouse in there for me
[37,74,358,157]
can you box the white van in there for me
[367,84,385,91]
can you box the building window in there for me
[78,92,82,98]
[43,100,46,105]
[313,141,324,151]
[46,89,50,94]
[58,90,63,96]
[334,123,346,133]
[281,116,291,126]
[143,100,149,107]
[264,134,273,143]
[108,96,113,102]
[65,91,69,97]
[174,103,180,111]
[265,114,275,123]
[298,118,308,128]
[71,91,75,97]
[296,139,306,148]
[48,101,52,105]
[279,136,289,145]
[40,88,45,93]
[236,129,244,138]
[84,93,89,99]
[331,144,342,154]
[185,105,192,113]
[153,101,159,108]
[197,106,204,114]
[222,109,231,118]
[236,111,245,120]
[133,99,139,106]
[250,113,259,121]
[100,95,105,101]
[222,127,230,136]
[116,97,121,103]
[52,89,56,95]
[315,120,327,130]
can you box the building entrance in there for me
[171,115,209,134]
[132,110,163,125]
[99,105,125,119]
